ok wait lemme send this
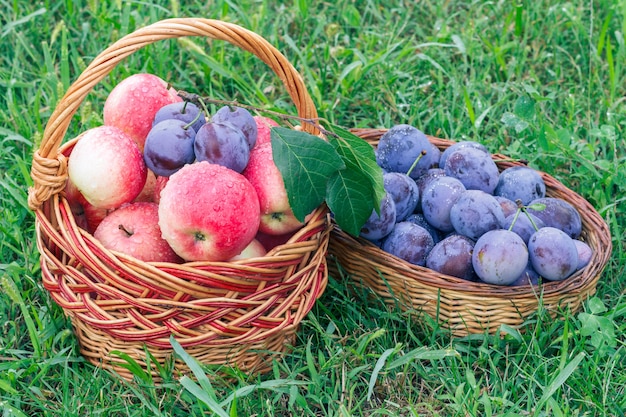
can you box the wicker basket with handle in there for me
[328,128,612,337]
[27,18,330,380]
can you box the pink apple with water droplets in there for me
[229,238,267,261]
[94,202,181,263]
[103,73,182,151]
[133,169,157,203]
[153,175,169,204]
[64,178,111,233]
[253,115,279,148]
[158,161,261,261]
[68,125,147,210]
[243,141,304,235]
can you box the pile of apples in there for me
[65,73,304,263]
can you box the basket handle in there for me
[28,17,319,211]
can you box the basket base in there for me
[71,316,297,381]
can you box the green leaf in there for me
[326,167,376,236]
[514,95,536,120]
[271,127,345,221]
[587,296,608,315]
[556,127,573,147]
[269,124,385,235]
[536,123,550,151]
[526,202,546,211]
[501,112,529,133]
[539,122,558,152]
[324,124,385,208]
[577,310,617,352]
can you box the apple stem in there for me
[118,224,133,237]
[194,231,206,242]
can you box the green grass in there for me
[1,0,625,415]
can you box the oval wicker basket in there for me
[328,128,612,337]
[27,18,331,380]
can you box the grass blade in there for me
[386,347,459,370]
[1,269,41,357]
[367,345,398,401]
[170,336,218,398]
[536,352,585,412]
[0,403,29,417]
[179,376,230,417]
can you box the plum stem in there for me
[522,208,542,231]
[190,95,213,124]
[178,90,326,133]
[406,150,427,177]
[177,90,371,147]
[508,208,521,232]
[183,107,203,131]
[508,199,543,232]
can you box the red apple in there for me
[94,202,180,263]
[64,179,92,231]
[242,142,304,235]
[65,179,113,233]
[153,175,169,204]
[229,238,267,261]
[158,161,261,262]
[82,201,113,234]
[103,73,182,151]
[68,125,147,210]
[133,169,157,203]
[253,115,279,148]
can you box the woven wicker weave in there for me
[328,128,612,336]
[27,18,330,380]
